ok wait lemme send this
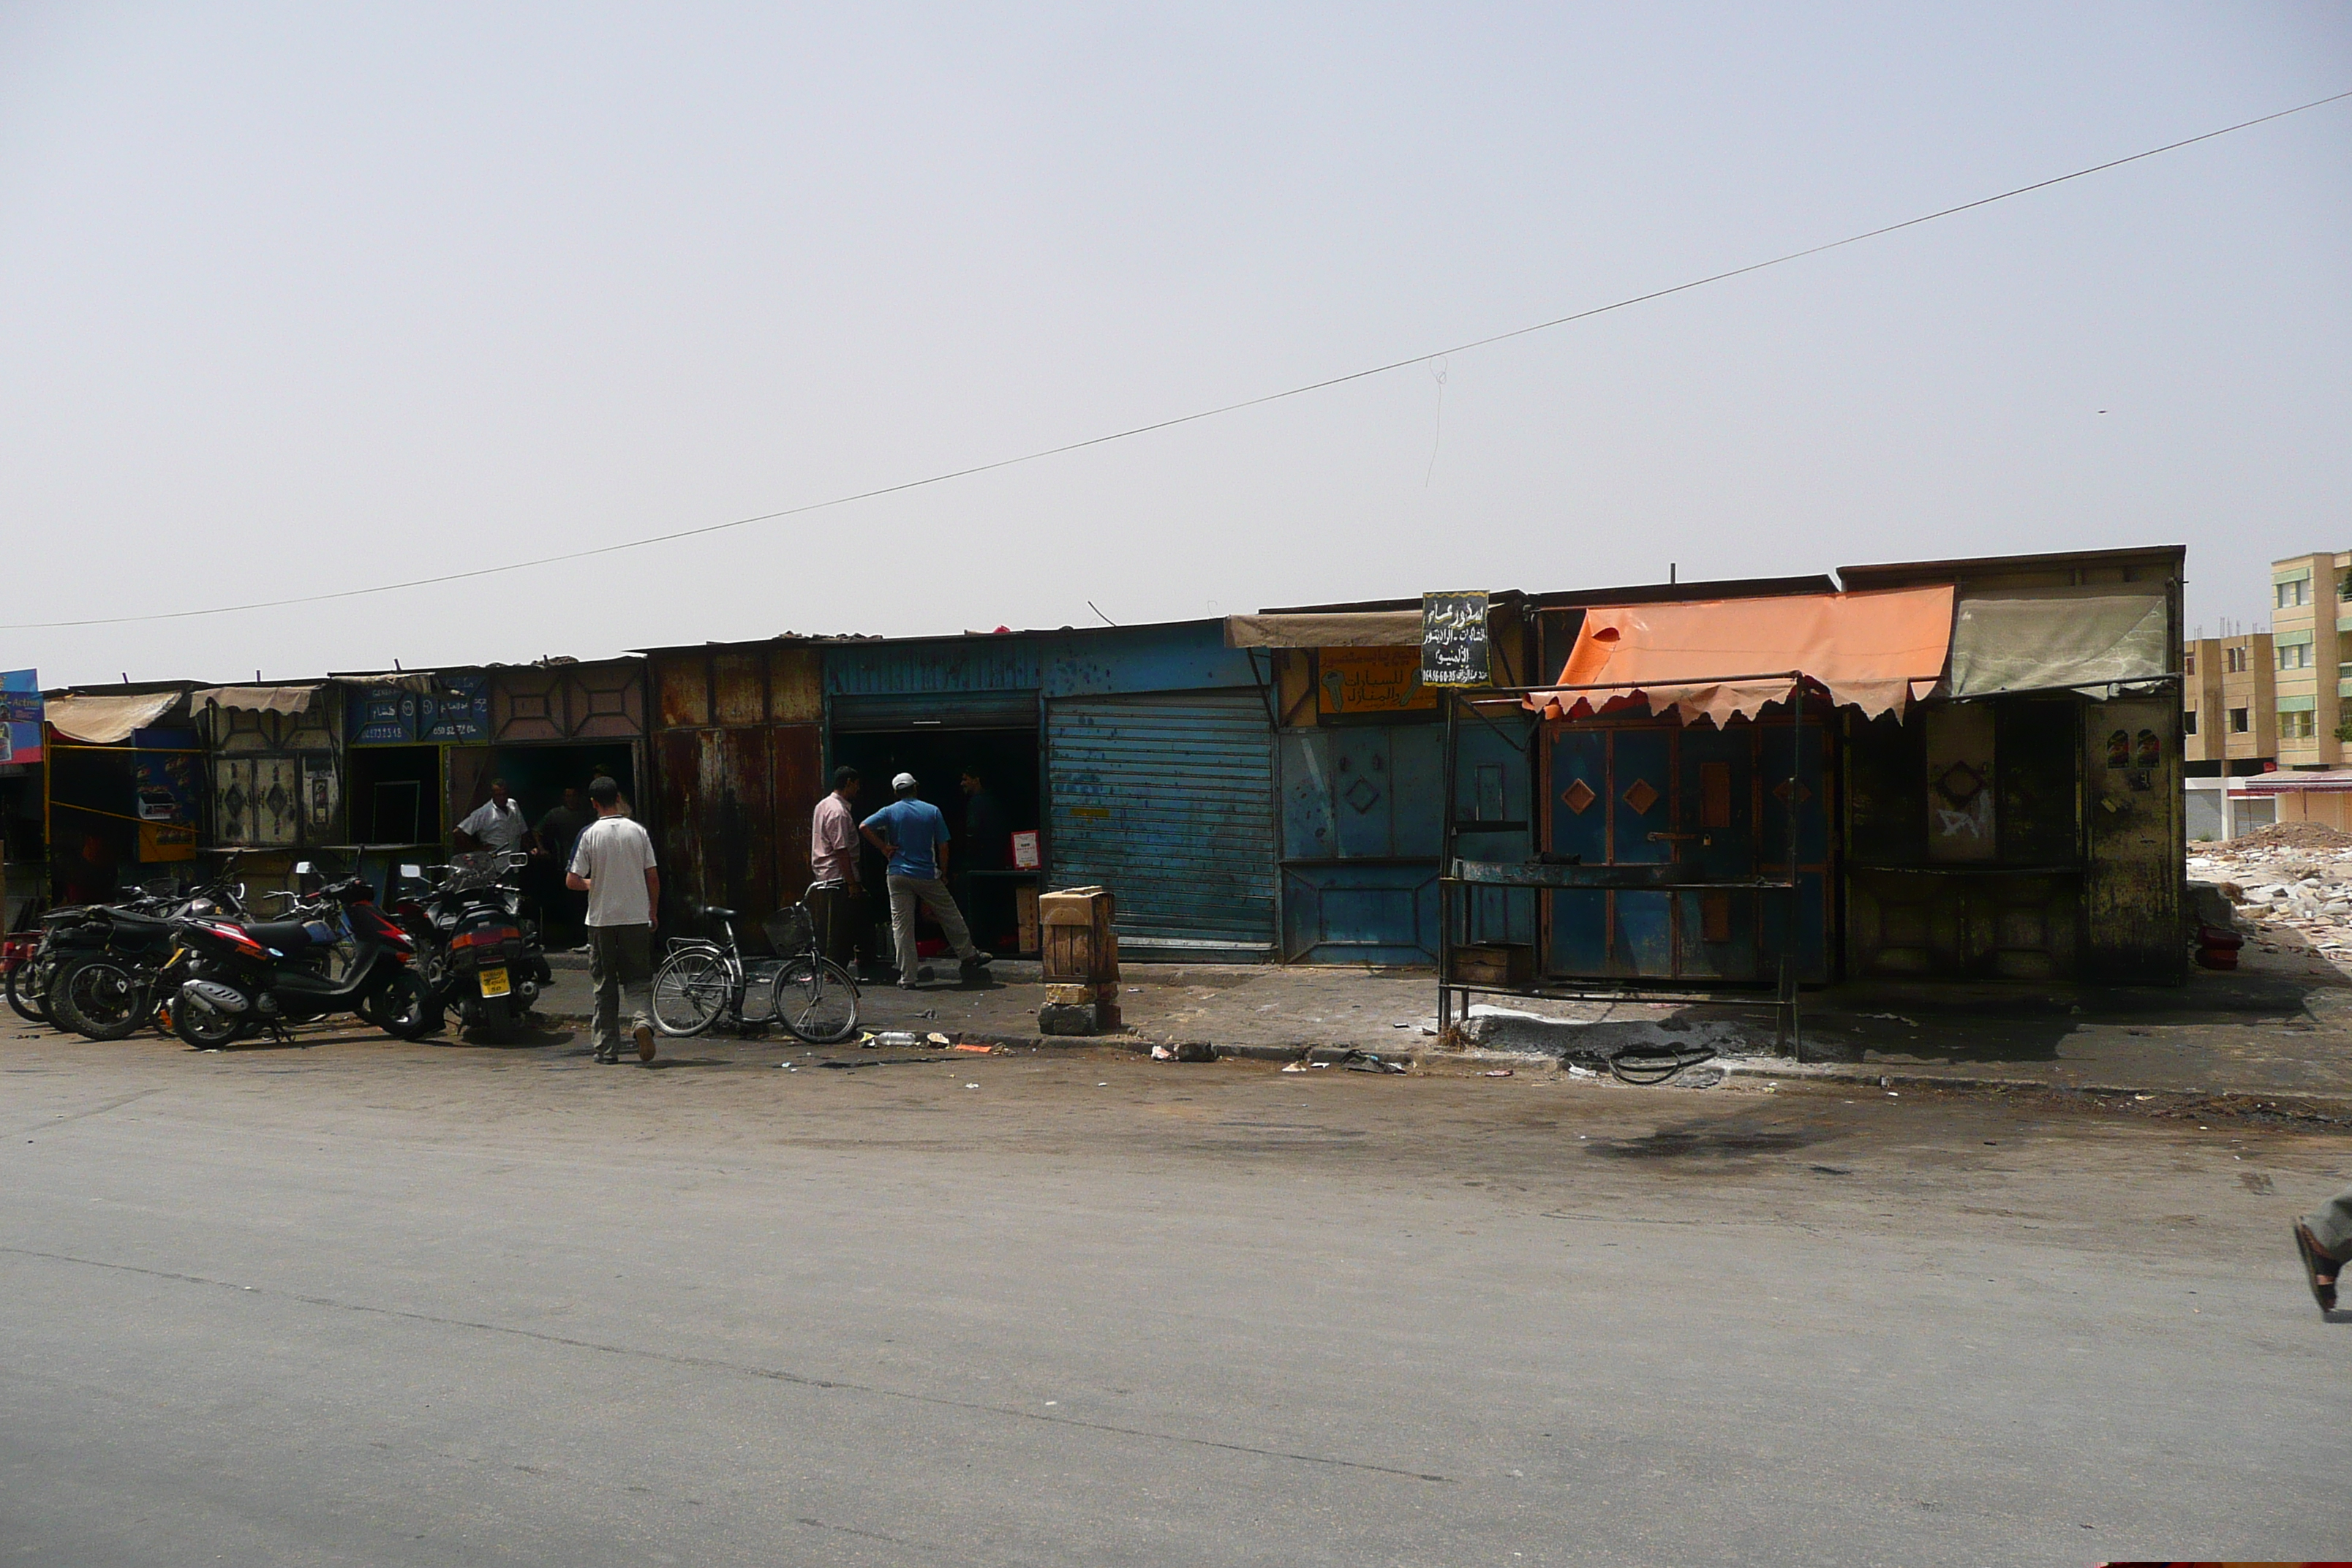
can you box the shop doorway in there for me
[347,745,442,847]
[828,726,1041,954]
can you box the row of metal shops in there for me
[1,543,2188,987]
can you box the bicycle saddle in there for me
[697,905,737,921]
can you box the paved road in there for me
[1,1022,2344,1564]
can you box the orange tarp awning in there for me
[1533,585,1955,725]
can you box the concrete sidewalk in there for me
[533,930,2352,1108]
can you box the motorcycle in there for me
[388,853,551,1042]
[16,863,255,1040]
[170,874,436,1048]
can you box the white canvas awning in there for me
[44,691,181,745]
[1224,611,1424,649]
[190,684,320,715]
[1946,589,2170,698]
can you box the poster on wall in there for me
[1,670,40,764]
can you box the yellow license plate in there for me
[478,965,511,998]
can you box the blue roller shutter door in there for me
[1047,691,1277,954]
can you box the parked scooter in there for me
[387,853,551,1042]
[170,874,436,1047]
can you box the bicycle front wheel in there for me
[651,950,731,1037]
[773,956,859,1044]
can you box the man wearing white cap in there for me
[860,772,990,989]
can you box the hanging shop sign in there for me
[0,670,40,764]
[1420,592,1491,688]
[1316,646,1436,715]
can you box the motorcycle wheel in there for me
[469,993,524,1044]
[5,962,49,1025]
[55,959,152,1041]
[773,957,860,1044]
[374,970,442,1041]
[173,988,246,1049]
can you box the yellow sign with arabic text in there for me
[1318,647,1436,715]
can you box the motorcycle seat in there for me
[243,920,322,951]
[106,911,176,938]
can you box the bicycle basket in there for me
[762,904,815,953]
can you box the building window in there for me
[2280,643,2312,671]
[2227,646,2248,673]
[2230,707,2250,733]
[2184,709,2198,734]
[2282,709,2316,740]
[2278,578,2310,608]
[2185,649,2197,675]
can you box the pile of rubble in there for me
[2190,822,2352,962]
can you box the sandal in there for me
[2293,1221,2339,1314]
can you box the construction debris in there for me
[2190,832,2352,970]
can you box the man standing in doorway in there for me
[956,765,1009,950]
[453,777,532,857]
[566,775,661,1063]
[809,766,882,981]
[861,772,990,990]
[532,785,595,946]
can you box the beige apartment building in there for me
[2183,630,2275,773]
[2269,550,2349,767]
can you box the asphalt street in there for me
[1,1021,2344,1565]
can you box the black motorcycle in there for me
[171,875,436,1047]
[389,854,551,1042]
[24,865,255,1041]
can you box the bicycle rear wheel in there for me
[773,956,859,1044]
[651,950,730,1037]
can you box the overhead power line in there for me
[10,86,2348,633]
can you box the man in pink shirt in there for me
[808,767,881,979]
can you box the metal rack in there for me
[1436,673,1811,1060]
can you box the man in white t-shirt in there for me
[454,777,532,856]
[565,776,661,1063]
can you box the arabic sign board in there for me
[1,670,40,764]
[1317,646,1436,715]
[347,675,490,745]
[1420,592,1490,688]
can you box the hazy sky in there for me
[2,4,2346,686]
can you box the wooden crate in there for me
[1450,942,1535,986]
[1040,886,1117,981]
[1015,885,1040,955]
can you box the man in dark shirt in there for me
[957,766,1011,951]
[532,785,595,945]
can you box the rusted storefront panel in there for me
[655,654,709,729]
[772,723,823,902]
[700,726,775,920]
[567,661,645,738]
[769,646,823,723]
[714,651,765,727]
[655,729,702,914]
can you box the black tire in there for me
[53,959,152,1041]
[469,993,522,1044]
[774,956,859,1044]
[173,987,246,1049]
[374,969,441,1041]
[6,960,50,1025]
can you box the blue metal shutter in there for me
[1047,691,1276,954]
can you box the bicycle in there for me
[649,902,859,1044]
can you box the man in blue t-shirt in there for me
[861,772,992,988]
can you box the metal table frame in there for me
[1436,673,1811,1060]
